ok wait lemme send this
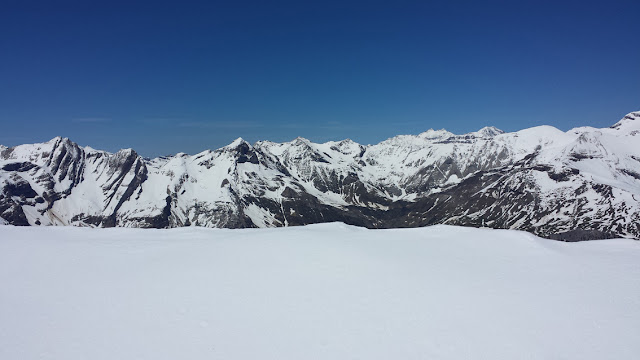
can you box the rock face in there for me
[1,112,639,240]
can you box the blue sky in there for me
[1,0,639,156]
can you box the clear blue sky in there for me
[1,0,639,156]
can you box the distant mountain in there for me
[1,111,639,240]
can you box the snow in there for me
[611,111,640,132]
[225,137,249,149]
[418,128,455,139]
[1,223,639,360]
[466,126,505,138]
[1,111,639,229]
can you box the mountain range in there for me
[2,111,639,240]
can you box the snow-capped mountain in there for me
[1,111,639,240]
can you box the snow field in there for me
[0,223,639,360]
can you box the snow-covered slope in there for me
[1,111,639,239]
[1,223,639,360]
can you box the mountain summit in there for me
[1,112,639,240]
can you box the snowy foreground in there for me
[1,224,639,360]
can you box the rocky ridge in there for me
[1,111,639,240]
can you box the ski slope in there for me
[0,223,639,360]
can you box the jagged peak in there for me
[292,136,311,144]
[48,137,85,156]
[287,137,315,151]
[47,136,76,147]
[114,148,139,158]
[224,137,251,149]
[47,136,65,143]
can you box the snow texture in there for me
[1,223,639,360]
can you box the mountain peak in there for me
[48,136,70,144]
[225,137,250,149]
[611,111,640,132]
[291,137,313,147]
[418,129,455,140]
[1,111,639,239]
[114,148,139,158]
[470,126,505,138]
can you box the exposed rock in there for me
[1,111,639,240]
